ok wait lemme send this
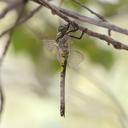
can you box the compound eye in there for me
[58,25,64,32]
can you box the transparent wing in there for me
[42,40,57,53]
[68,50,84,68]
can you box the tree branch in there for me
[78,26,128,50]
[72,0,107,22]
[33,0,128,36]
[31,0,128,51]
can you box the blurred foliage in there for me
[97,0,128,17]
[11,0,128,71]
[73,37,114,69]
[11,27,43,62]
[63,0,89,10]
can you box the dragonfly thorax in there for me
[56,34,70,64]
[57,35,70,52]
[58,24,69,34]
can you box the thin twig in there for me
[73,0,107,21]
[59,7,126,35]
[0,6,27,63]
[72,0,112,36]
[0,5,42,38]
[34,0,71,22]
[19,5,42,24]
[0,0,24,19]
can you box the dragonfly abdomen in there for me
[60,52,68,117]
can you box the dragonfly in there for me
[43,21,85,116]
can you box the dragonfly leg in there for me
[66,21,79,34]
[66,22,70,31]
[69,28,87,39]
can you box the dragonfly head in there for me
[57,24,69,35]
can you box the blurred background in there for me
[0,0,128,128]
